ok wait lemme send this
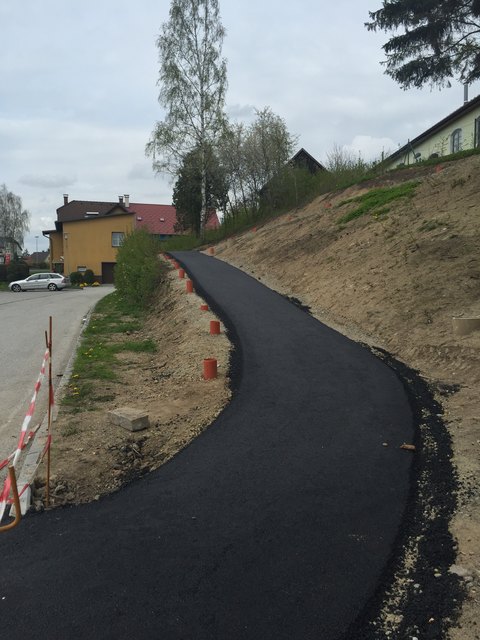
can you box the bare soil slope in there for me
[214,155,480,639]
[39,156,478,638]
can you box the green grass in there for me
[61,291,157,412]
[120,339,157,353]
[337,181,420,224]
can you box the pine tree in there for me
[172,147,228,235]
[366,0,480,88]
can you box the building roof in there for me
[386,94,480,163]
[50,197,220,236]
[205,210,220,230]
[56,200,126,223]
[290,148,327,173]
[132,203,178,235]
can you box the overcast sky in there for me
[2,1,479,253]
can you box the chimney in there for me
[464,83,469,104]
[124,194,130,207]
[63,194,69,206]
[119,195,124,204]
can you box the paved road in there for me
[0,255,414,639]
[0,286,113,463]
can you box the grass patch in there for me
[119,339,157,354]
[337,181,420,224]
[61,291,157,412]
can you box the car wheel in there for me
[48,283,58,291]
[11,284,22,292]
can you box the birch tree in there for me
[146,0,227,237]
[0,184,30,254]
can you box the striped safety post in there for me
[0,348,50,523]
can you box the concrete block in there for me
[108,407,149,432]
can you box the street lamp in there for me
[35,235,39,258]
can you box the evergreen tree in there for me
[172,147,228,235]
[366,0,480,88]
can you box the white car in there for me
[9,273,70,292]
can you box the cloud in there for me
[343,135,398,162]
[19,174,77,188]
[227,103,256,121]
[127,163,154,181]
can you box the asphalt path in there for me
[0,254,414,639]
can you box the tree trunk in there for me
[200,144,207,239]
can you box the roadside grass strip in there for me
[62,292,157,413]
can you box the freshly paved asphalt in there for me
[0,253,414,639]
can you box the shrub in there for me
[70,271,84,286]
[114,229,166,309]
[6,260,29,282]
[83,269,95,285]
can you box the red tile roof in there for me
[205,210,220,230]
[130,203,178,235]
[132,204,220,234]
[54,198,220,235]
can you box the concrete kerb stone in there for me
[108,408,150,432]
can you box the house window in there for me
[112,232,125,247]
[451,128,462,153]
[475,117,480,148]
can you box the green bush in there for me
[70,271,84,286]
[6,260,29,282]
[83,269,95,285]
[114,229,166,309]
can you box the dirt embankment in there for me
[41,155,479,638]
[214,155,480,639]
[43,272,231,506]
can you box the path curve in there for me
[0,253,414,639]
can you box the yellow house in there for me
[43,194,183,283]
[385,93,480,169]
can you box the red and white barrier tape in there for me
[0,349,51,522]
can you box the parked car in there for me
[9,273,70,292]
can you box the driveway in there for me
[0,255,414,639]
[0,286,113,463]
